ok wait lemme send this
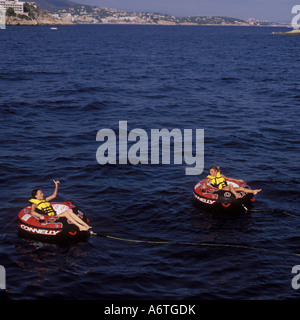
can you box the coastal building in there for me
[0,0,25,13]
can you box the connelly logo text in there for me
[96,121,204,175]
[20,224,61,236]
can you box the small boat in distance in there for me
[50,27,58,30]
[273,29,300,35]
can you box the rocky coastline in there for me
[6,16,74,25]
[5,3,74,25]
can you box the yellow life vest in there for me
[207,172,227,190]
[29,198,56,216]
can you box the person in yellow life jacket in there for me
[203,166,262,199]
[29,198,56,216]
[30,180,91,231]
[206,171,227,190]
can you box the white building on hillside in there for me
[0,0,25,14]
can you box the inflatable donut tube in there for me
[17,201,90,243]
[193,179,255,214]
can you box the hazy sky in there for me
[80,0,297,22]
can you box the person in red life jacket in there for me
[30,180,91,231]
[203,166,262,199]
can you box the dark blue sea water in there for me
[0,25,299,300]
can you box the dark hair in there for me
[209,166,220,172]
[31,189,39,198]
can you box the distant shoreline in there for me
[5,22,291,27]
[52,4,290,28]
[4,2,290,27]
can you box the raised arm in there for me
[45,180,60,201]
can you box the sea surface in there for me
[0,25,299,300]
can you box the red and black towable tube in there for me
[17,202,90,243]
[193,179,255,214]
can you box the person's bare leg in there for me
[64,210,91,229]
[222,185,242,199]
[60,211,89,231]
[235,187,262,195]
